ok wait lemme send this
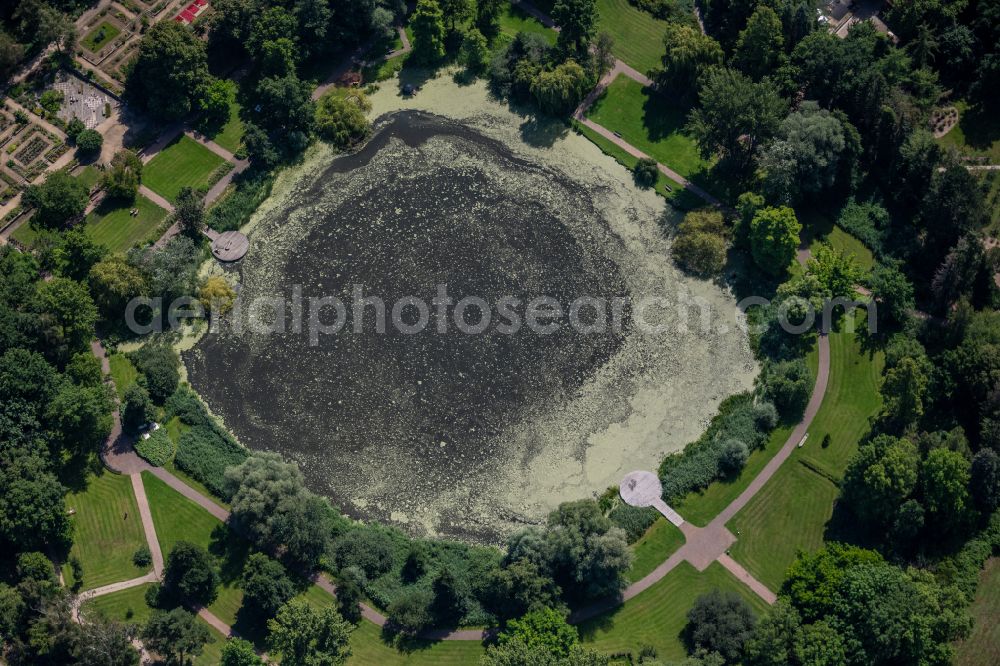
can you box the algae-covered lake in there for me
[185,77,756,544]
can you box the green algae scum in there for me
[185,80,756,544]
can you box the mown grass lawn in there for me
[82,21,121,52]
[297,584,487,665]
[84,194,167,253]
[62,471,148,590]
[586,76,707,179]
[572,120,704,210]
[81,582,226,666]
[143,135,227,203]
[81,582,154,625]
[499,4,556,43]
[726,313,884,590]
[672,342,820,527]
[10,221,50,248]
[578,561,769,660]
[209,98,244,155]
[141,472,250,630]
[627,518,685,582]
[108,353,138,399]
[727,460,840,591]
[798,207,876,272]
[937,100,1000,163]
[595,0,671,75]
[953,557,1000,666]
[75,165,101,190]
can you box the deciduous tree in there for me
[687,68,786,170]
[411,0,446,63]
[748,206,800,275]
[267,599,352,665]
[657,23,723,103]
[23,171,88,230]
[142,608,213,665]
[126,21,210,121]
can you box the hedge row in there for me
[659,393,778,502]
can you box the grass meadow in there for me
[141,472,250,630]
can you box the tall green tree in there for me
[33,277,98,359]
[552,0,597,56]
[921,448,973,532]
[267,599,352,666]
[734,5,785,80]
[23,171,88,230]
[685,590,758,664]
[175,187,205,239]
[748,206,800,275]
[759,102,848,203]
[411,0,447,63]
[657,23,723,103]
[687,67,786,170]
[142,608,213,665]
[125,21,210,121]
[163,541,220,606]
[530,60,591,115]
[221,638,264,666]
[497,607,579,658]
[241,553,296,619]
[101,149,143,201]
[475,0,503,38]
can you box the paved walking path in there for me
[519,0,722,208]
[131,473,164,577]
[139,185,175,213]
[78,339,244,657]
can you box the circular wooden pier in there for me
[210,231,249,262]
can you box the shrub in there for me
[608,504,659,543]
[174,424,249,499]
[330,527,396,579]
[659,394,777,501]
[672,208,729,276]
[718,439,749,476]
[837,200,887,256]
[387,587,434,634]
[40,89,64,114]
[164,385,209,424]
[135,428,173,466]
[133,545,152,568]
[633,157,659,188]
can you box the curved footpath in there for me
[83,331,832,643]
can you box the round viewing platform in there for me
[211,231,249,262]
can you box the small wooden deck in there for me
[210,230,249,262]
